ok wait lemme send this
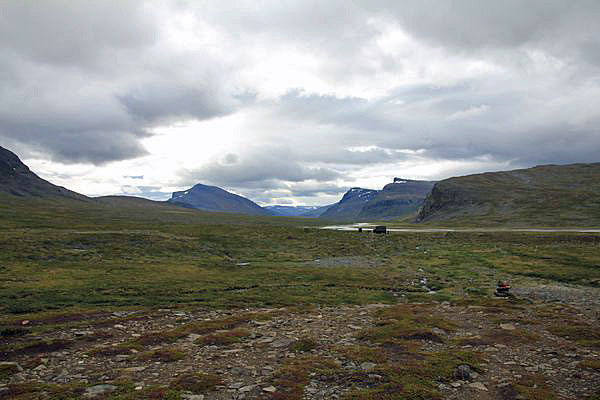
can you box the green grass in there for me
[1,196,600,323]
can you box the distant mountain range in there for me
[0,145,87,201]
[319,179,436,221]
[3,144,600,226]
[417,163,600,226]
[167,183,271,216]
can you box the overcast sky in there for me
[1,1,599,205]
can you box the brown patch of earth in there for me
[1,292,599,400]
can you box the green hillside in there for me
[417,163,600,226]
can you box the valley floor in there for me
[1,202,599,399]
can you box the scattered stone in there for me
[271,338,292,348]
[468,382,488,391]
[263,386,277,393]
[182,395,204,400]
[0,362,23,373]
[84,384,117,398]
[360,362,377,371]
[239,385,256,392]
[121,366,147,373]
[450,381,462,388]
[500,323,516,330]
[432,327,446,336]
[455,365,475,381]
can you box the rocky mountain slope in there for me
[416,163,600,226]
[357,179,436,220]
[0,145,87,200]
[320,179,435,221]
[319,187,378,220]
[168,184,271,216]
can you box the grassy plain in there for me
[1,195,599,316]
[1,196,600,399]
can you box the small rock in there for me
[121,366,147,373]
[361,362,377,371]
[432,327,446,336]
[84,384,117,398]
[181,395,204,400]
[450,381,462,388]
[263,386,277,393]
[468,382,488,391]
[500,323,516,330]
[0,362,23,373]
[271,338,292,348]
[455,365,474,381]
[239,385,256,392]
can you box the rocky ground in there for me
[1,285,599,400]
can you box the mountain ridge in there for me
[320,179,435,221]
[167,183,271,216]
[0,145,88,201]
[416,163,600,226]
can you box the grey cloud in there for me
[118,185,171,201]
[0,0,157,67]
[287,182,350,197]
[375,1,600,53]
[0,1,240,164]
[258,80,600,169]
[179,148,342,188]
[1,0,600,200]
[119,81,235,125]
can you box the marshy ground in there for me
[1,200,599,399]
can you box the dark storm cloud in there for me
[1,0,599,189]
[0,1,238,164]
[0,0,157,67]
[119,81,236,125]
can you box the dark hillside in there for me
[358,179,435,220]
[0,145,87,200]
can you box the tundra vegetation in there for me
[0,196,599,399]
